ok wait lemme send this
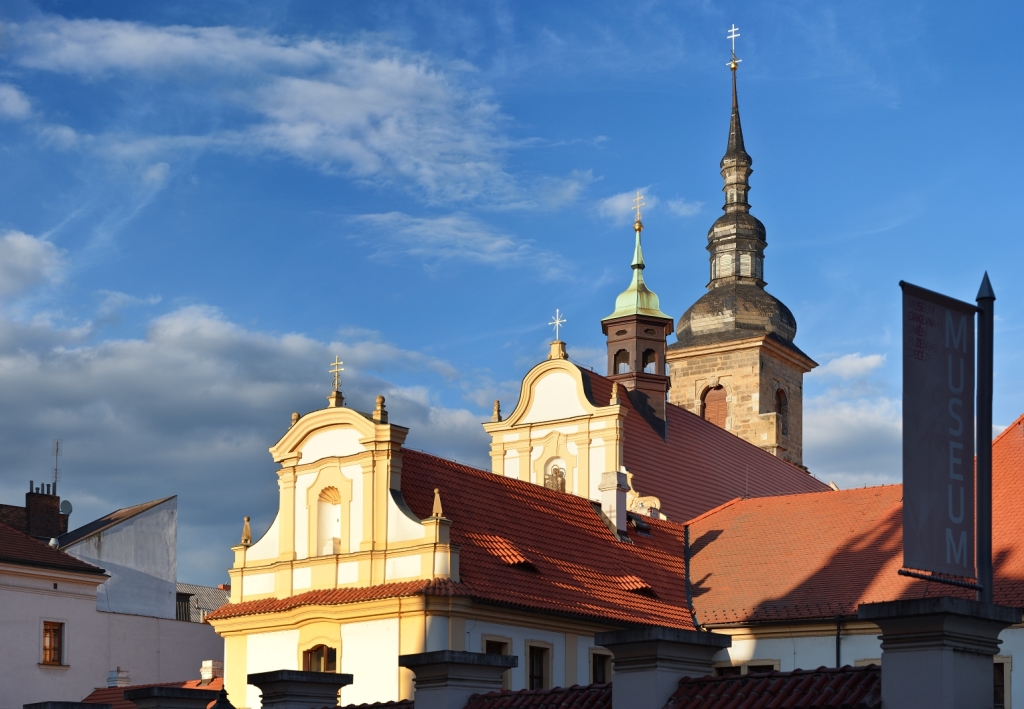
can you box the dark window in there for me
[995,660,1006,708]
[544,466,566,493]
[747,664,775,674]
[775,389,789,436]
[592,653,611,683]
[175,592,193,622]
[485,640,508,655]
[42,622,63,665]
[714,665,741,676]
[528,646,549,690]
[702,387,727,428]
[303,644,337,673]
[614,349,630,374]
[642,349,657,374]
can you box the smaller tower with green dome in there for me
[601,194,674,437]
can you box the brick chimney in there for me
[25,480,67,539]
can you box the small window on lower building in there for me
[303,644,337,673]
[746,664,775,674]
[994,655,1012,709]
[714,665,741,676]
[483,637,512,689]
[42,622,63,665]
[591,652,612,684]
[527,645,550,690]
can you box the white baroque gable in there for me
[521,370,590,423]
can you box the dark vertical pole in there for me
[834,614,842,668]
[976,273,995,603]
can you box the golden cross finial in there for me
[632,191,645,223]
[549,309,567,341]
[727,24,742,70]
[329,356,344,392]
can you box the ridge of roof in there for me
[683,497,742,526]
[0,521,106,575]
[993,411,1024,447]
[60,496,176,548]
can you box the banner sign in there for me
[901,281,975,577]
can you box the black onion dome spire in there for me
[672,58,804,354]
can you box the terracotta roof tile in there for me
[211,451,697,631]
[341,701,414,709]
[0,521,106,575]
[464,684,610,709]
[580,369,829,522]
[687,411,1024,623]
[82,678,223,709]
[665,665,880,709]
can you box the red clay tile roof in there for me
[464,684,610,709]
[211,450,698,630]
[665,665,880,709]
[82,678,223,709]
[0,521,106,575]
[687,411,1024,624]
[342,702,414,709]
[60,497,175,548]
[579,369,829,522]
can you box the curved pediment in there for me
[269,406,408,466]
[501,359,601,428]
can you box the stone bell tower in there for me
[666,54,816,467]
[602,198,674,437]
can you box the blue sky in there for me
[1,1,1021,584]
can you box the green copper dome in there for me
[602,221,672,322]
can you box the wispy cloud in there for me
[96,290,162,316]
[0,231,66,300]
[350,212,564,278]
[0,83,32,120]
[666,198,703,217]
[813,352,886,380]
[597,187,655,225]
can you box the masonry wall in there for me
[667,344,805,466]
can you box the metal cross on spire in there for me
[549,309,567,341]
[632,191,645,223]
[727,24,742,69]
[329,356,344,392]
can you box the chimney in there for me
[399,651,518,709]
[247,670,352,709]
[217,583,231,591]
[595,626,732,709]
[200,660,224,685]
[26,482,63,539]
[599,469,629,538]
[107,667,131,687]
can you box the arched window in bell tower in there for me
[775,389,789,437]
[701,386,727,429]
[642,349,658,374]
[614,349,630,374]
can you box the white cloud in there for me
[10,17,520,205]
[141,162,170,186]
[0,231,66,299]
[350,212,563,278]
[813,352,887,380]
[96,290,162,316]
[666,198,703,217]
[0,303,490,584]
[803,394,902,489]
[597,188,656,225]
[37,124,81,150]
[0,83,32,120]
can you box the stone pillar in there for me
[595,626,731,709]
[399,651,518,709]
[121,687,220,709]
[858,597,1021,709]
[247,670,353,709]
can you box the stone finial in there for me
[327,390,344,408]
[241,516,252,546]
[373,395,388,423]
[290,412,300,427]
[548,340,567,360]
[610,381,621,405]
[432,488,443,517]
[492,399,502,422]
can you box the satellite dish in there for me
[59,500,73,515]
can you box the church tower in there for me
[666,52,816,467]
[602,198,674,437]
